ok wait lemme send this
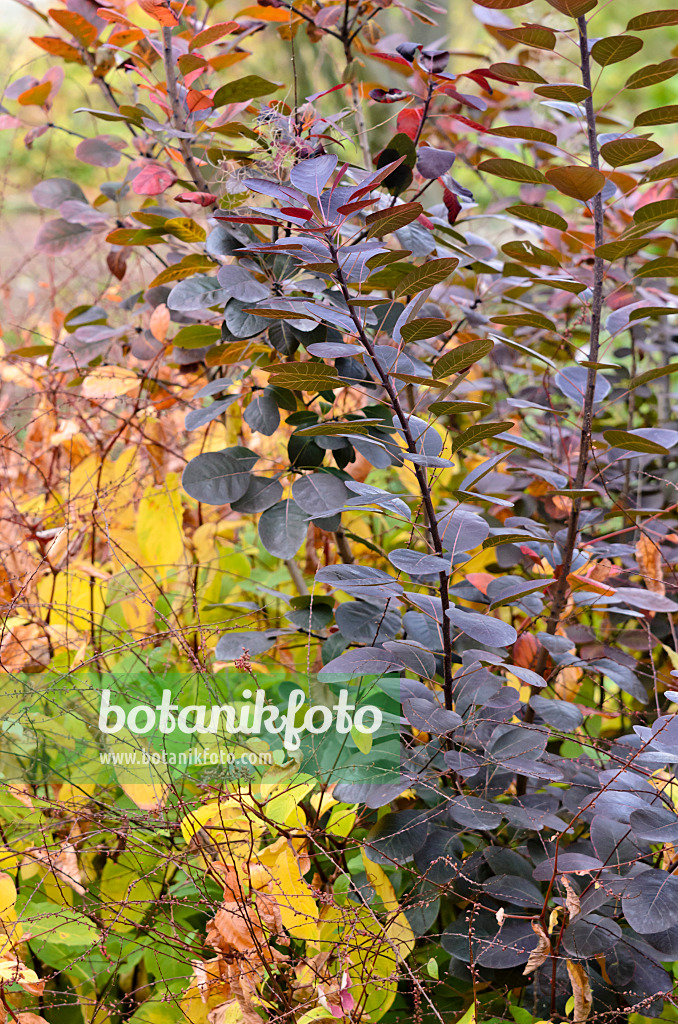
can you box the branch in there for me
[162,26,209,193]
[333,527,355,564]
[521,13,606,734]
[285,558,309,595]
[329,243,455,708]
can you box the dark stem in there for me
[329,243,455,707]
[412,82,434,148]
[520,13,605,736]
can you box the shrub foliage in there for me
[2,0,678,1021]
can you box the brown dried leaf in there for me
[562,876,581,919]
[555,665,583,702]
[566,959,593,1022]
[523,921,551,975]
[636,532,665,596]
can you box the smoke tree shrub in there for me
[3,0,678,1018]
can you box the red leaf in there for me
[132,163,177,196]
[397,107,423,139]
[443,188,461,225]
[175,191,218,206]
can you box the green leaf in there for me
[490,312,556,330]
[375,133,417,195]
[629,363,678,389]
[22,901,100,956]
[488,63,547,84]
[626,58,678,89]
[429,400,491,415]
[501,241,561,266]
[591,35,643,65]
[594,237,650,261]
[544,165,605,201]
[366,249,411,270]
[173,324,221,349]
[642,157,678,182]
[478,158,547,183]
[603,430,669,454]
[267,362,343,389]
[633,198,678,225]
[499,24,556,48]
[365,202,423,238]
[634,257,678,278]
[394,258,459,297]
[490,334,558,369]
[451,421,515,454]
[365,264,413,289]
[294,420,381,436]
[432,338,494,379]
[400,317,451,343]
[627,9,678,29]
[635,105,678,126]
[506,205,567,231]
[534,84,591,102]
[212,75,282,106]
[487,124,556,144]
[629,306,678,320]
[600,137,663,166]
[391,372,448,387]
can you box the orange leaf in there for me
[149,303,170,342]
[237,5,291,20]
[137,0,178,26]
[49,8,98,47]
[189,20,239,50]
[30,36,85,62]
[17,82,52,106]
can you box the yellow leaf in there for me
[120,783,168,811]
[351,723,372,754]
[0,959,43,993]
[257,843,318,941]
[297,1009,336,1024]
[0,873,17,918]
[360,854,415,960]
[136,478,185,576]
[455,1006,477,1024]
[362,851,398,913]
[180,797,266,861]
[81,366,139,400]
[326,805,357,839]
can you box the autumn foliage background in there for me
[4,0,678,1022]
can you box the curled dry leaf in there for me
[635,532,665,597]
[566,959,593,1022]
[562,876,581,919]
[554,665,583,702]
[522,921,551,975]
